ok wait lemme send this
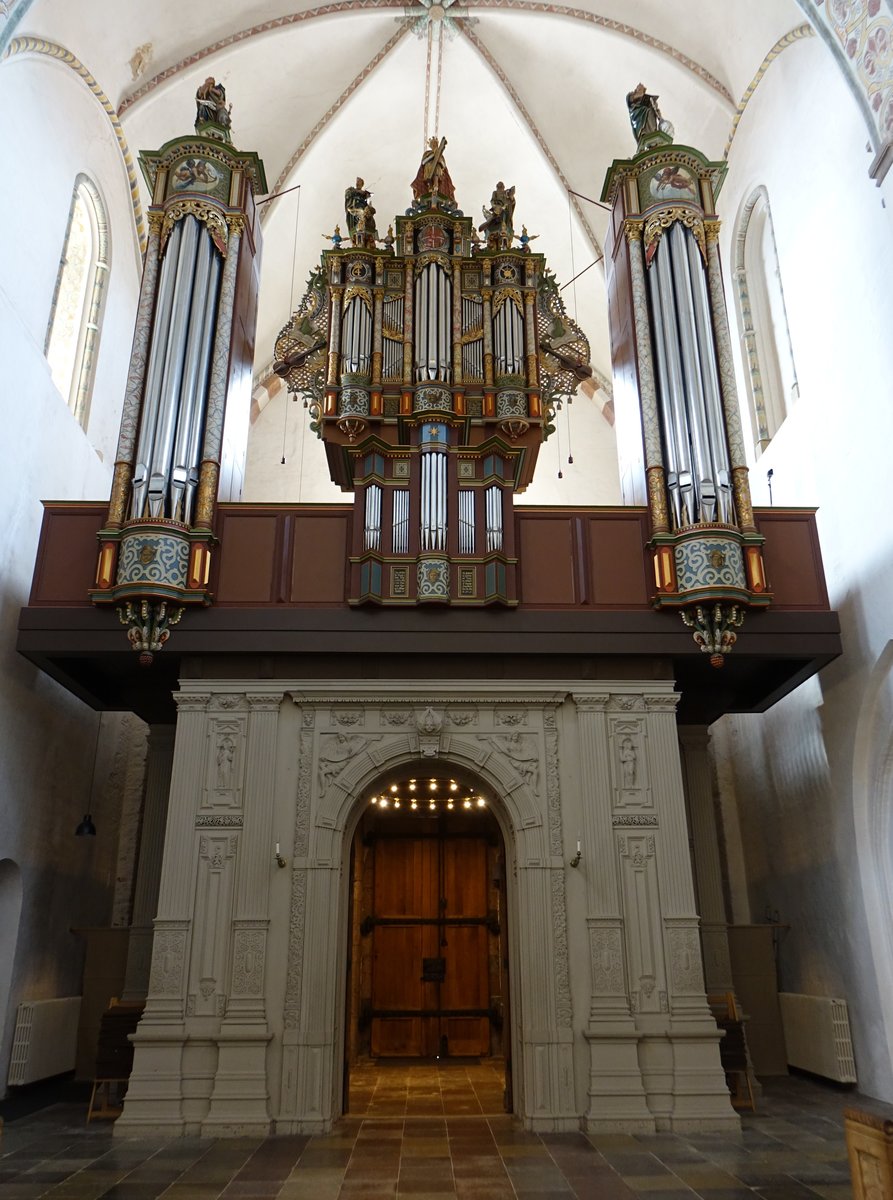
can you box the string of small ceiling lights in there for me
[369,777,487,812]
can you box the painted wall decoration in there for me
[171,156,223,195]
[801,0,893,145]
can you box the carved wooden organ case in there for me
[275,155,590,607]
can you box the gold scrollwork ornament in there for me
[161,199,229,257]
[643,207,706,265]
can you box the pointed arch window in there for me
[733,186,798,454]
[45,175,109,428]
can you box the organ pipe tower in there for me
[601,87,769,664]
[90,82,266,660]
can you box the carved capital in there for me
[174,692,211,711]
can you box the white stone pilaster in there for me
[122,725,174,1001]
[573,692,653,1132]
[116,692,211,1137]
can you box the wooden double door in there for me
[369,831,495,1059]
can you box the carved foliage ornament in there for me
[643,207,706,267]
[160,198,229,257]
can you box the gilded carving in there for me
[161,198,229,256]
[624,218,645,243]
[646,465,669,531]
[643,206,706,265]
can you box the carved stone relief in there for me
[667,924,705,995]
[149,926,187,997]
[232,926,266,997]
[205,716,246,809]
[381,709,412,726]
[589,925,624,996]
[330,708,364,727]
[416,707,444,756]
[610,719,651,809]
[485,731,540,794]
[317,732,381,795]
[189,833,238,1016]
[447,708,478,727]
[495,709,527,726]
[618,833,665,1014]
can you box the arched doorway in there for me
[344,767,512,1115]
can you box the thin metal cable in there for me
[566,187,579,322]
[280,390,289,465]
[288,184,302,312]
[423,21,433,147]
[434,23,444,139]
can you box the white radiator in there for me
[7,997,82,1086]
[778,992,857,1084]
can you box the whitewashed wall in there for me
[712,36,893,1102]
[0,54,145,1091]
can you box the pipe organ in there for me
[275,139,590,606]
[601,98,769,663]
[89,87,267,660]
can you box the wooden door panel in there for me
[369,831,493,1059]
[442,925,488,1009]
[374,838,437,916]
[442,838,488,916]
[444,1017,489,1057]
[372,1018,421,1057]
[373,926,423,1009]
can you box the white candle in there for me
[275,842,280,856]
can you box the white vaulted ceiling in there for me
[15,0,808,499]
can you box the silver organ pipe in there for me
[493,298,525,376]
[458,490,475,555]
[183,249,222,526]
[392,489,409,555]
[131,219,183,518]
[420,449,447,551]
[382,298,404,381]
[461,297,484,382]
[131,217,224,523]
[485,485,503,552]
[650,235,696,527]
[686,230,733,523]
[341,294,372,375]
[648,223,735,528]
[364,484,382,551]
[169,227,218,523]
[148,215,201,517]
[414,263,452,381]
[668,223,715,522]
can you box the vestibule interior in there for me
[345,768,510,1115]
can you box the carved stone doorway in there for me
[344,769,511,1114]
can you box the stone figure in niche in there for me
[216,734,235,789]
[196,77,231,129]
[318,732,379,795]
[619,736,638,789]
[626,82,672,144]
[488,730,539,792]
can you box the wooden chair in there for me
[708,991,756,1111]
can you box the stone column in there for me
[122,726,175,1001]
[202,692,282,1136]
[573,692,654,1133]
[116,692,211,1137]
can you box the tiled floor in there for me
[348,1060,507,1116]
[0,1072,874,1199]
